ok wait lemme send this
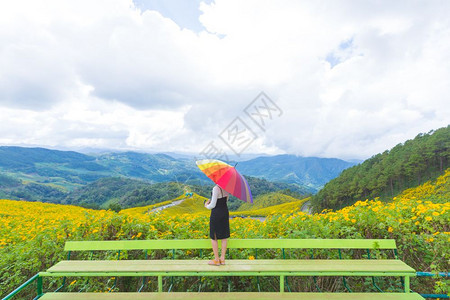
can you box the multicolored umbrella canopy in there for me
[196,159,253,203]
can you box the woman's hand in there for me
[204,200,211,207]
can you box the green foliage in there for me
[238,192,303,211]
[0,173,21,188]
[312,125,450,212]
[120,182,185,208]
[63,177,149,207]
[245,176,312,198]
[107,202,122,213]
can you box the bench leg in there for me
[158,276,162,293]
[280,275,285,293]
[404,276,410,293]
[37,275,43,297]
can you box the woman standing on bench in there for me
[205,184,230,266]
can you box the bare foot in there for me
[208,259,220,266]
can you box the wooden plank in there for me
[229,239,397,249]
[64,239,397,251]
[45,259,415,274]
[39,292,424,300]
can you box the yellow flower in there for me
[388,227,393,233]
[432,212,440,216]
[425,216,432,221]
[248,255,255,260]
[415,221,420,225]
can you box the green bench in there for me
[14,239,422,299]
[39,292,424,299]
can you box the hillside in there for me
[311,125,450,211]
[160,193,209,216]
[152,192,307,217]
[0,147,206,191]
[63,177,150,208]
[0,146,108,189]
[237,154,356,190]
[0,173,68,203]
[231,197,310,217]
[0,146,334,208]
[0,146,352,204]
[237,192,304,211]
[94,152,204,183]
[61,175,309,210]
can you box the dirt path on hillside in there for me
[150,199,185,212]
[301,200,312,214]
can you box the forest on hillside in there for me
[311,125,449,211]
[60,175,308,211]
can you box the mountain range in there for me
[0,146,356,207]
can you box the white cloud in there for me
[0,0,449,159]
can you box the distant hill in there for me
[94,152,205,183]
[311,125,450,212]
[237,154,355,190]
[0,147,206,191]
[0,173,68,203]
[63,177,150,208]
[0,146,108,189]
[0,146,356,208]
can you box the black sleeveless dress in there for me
[209,187,230,240]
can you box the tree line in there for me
[311,125,449,212]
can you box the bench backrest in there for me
[64,239,397,251]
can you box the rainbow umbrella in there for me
[196,159,253,203]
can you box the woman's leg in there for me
[220,238,227,261]
[211,239,220,261]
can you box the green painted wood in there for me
[44,259,415,274]
[64,240,211,251]
[39,292,424,300]
[64,239,397,251]
[40,271,415,277]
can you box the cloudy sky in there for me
[0,0,449,160]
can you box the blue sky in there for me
[0,0,449,160]
[133,0,213,32]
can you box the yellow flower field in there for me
[0,169,449,297]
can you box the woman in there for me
[204,184,230,266]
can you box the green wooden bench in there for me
[39,292,424,299]
[11,239,421,299]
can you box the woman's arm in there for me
[205,186,219,209]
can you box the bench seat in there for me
[42,259,416,276]
[39,292,425,299]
